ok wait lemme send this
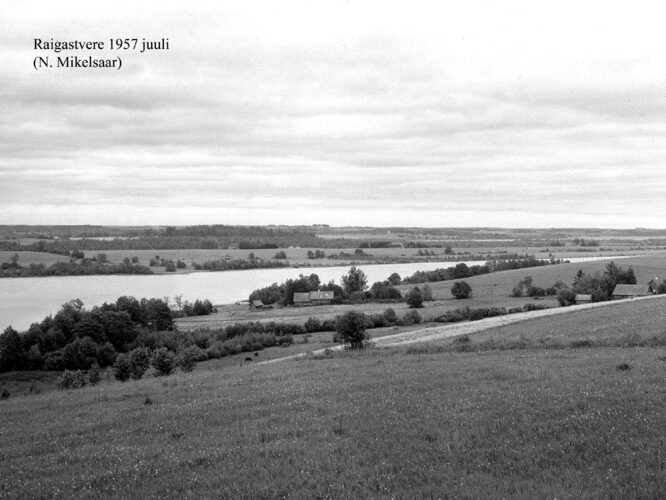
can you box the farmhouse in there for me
[611,283,656,299]
[575,294,592,304]
[293,291,335,306]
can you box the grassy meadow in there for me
[1,299,666,498]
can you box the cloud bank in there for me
[1,0,666,227]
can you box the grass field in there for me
[1,301,665,498]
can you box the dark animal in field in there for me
[244,357,253,362]
[254,352,259,357]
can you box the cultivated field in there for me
[0,251,71,266]
[1,298,664,497]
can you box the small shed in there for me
[575,294,592,304]
[250,299,265,309]
[612,284,654,300]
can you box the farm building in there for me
[611,283,656,299]
[293,291,335,306]
[293,293,311,306]
[250,299,265,309]
[309,290,334,305]
[575,294,592,304]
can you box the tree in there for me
[405,287,424,308]
[451,281,472,299]
[142,298,174,331]
[387,273,401,286]
[62,337,100,370]
[0,326,25,372]
[341,266,368,296]
[422,283,433,301]
[334,311,369,349]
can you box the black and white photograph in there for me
[1,0,665,497]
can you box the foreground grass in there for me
[1,344,664,498]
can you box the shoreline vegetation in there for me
[0,251,568,279]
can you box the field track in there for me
[259,294,666,364]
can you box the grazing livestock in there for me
[244,357,253,362]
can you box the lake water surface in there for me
[0,256,626,331]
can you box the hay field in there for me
[1,302,664,497]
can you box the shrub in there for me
[545,287,557,296]
[1,389,8,400]
[165,261,177,272]
[334,311,369,349]
[523,303,550,312]
[57,370,87,390]
[468,306,506,321]
[369,313,388,328]
[87,364,102,385]
[276,334,293,346]
[422,283,433,301]
[349,291,368,303]
[511,284,524,297]
[321,319,337,331]
[44,350,65,371]
[274,250,287,259]
[405,287,424,309]
[304,317,322,333]
[527,286,546,297]
[402,310,422,325]
[177,346,202,372]
[451,281,472,299]
[129,347,151,380]
[151,348,175,376]
[131,256,139,264]
[176,260,186,269]
[383,308,398,325]
[557,289,577,306]
[113,354,131,381]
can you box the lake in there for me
[0,256,626,331]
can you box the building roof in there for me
[575,294,592,301]
[251,300,264,307]
[612,284,652,297]
[309,290,334,300]
[293,292,311,303]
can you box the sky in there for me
[1,0,666,228]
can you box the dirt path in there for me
[258,294,666,364]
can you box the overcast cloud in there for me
[2,0,666,227]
